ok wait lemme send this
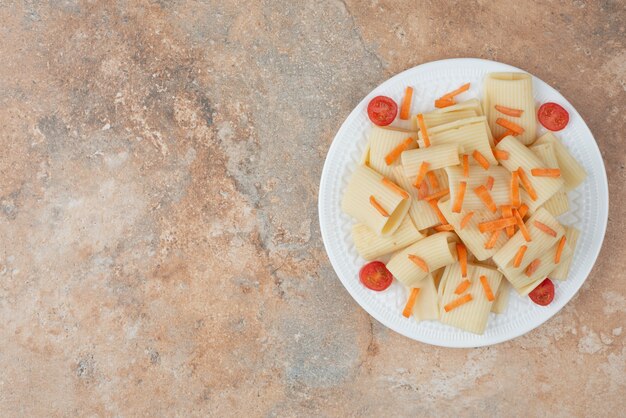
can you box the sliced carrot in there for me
[555,235,567,264]
[517,167,537,201]
[452,181,467,213]
[456,243,467,278]
[485,175,495,191]
[525,259,541,277]
[435,98,456,108]
[492,148,509,160]
[531,168,561,177]
[484,229,501,249]
[472,150,490,170]
[495,129,516,144]
[510,170,520,207]
[462,154,469,177]
[533,220,557,237]
[434,224,455,232]
[444,293,473,312]
[381,178,409,199]
[402,288,421,318]
[417,180,429,200]
[413,161,430,188]
[440,83,470,100]
[513,245,527,268]
[423,188,450,201]
[513,208,531,242]
[496,118,525,135]
[428,199,448,225]
[501,205,515,237]
[417,113,431,147]
[474,185,497,213]
[454,279,471,295]
[427,171,439,190]
[399,87,413,120]
[518,203,529,219]
[477,217,517,233]
[369,196,389,217]
[479,275,496,301]
[494,105,524,117]
[460,211,475,229]
[408,254,429,272]
[384,137,413,165]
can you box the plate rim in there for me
[318,57,609,348]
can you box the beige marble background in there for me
[0,0,624,416]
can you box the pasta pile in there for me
[341,72,586,334]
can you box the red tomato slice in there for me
[367,96,398,126]
[529,278,555,306]
[538,103,569,131]
[359,261,393,291]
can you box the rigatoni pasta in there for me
[412,274,440,321]
[534,132,587,191]
[549,226,580,280]
[401,144,460,178]
[352,216,424,260]
[392,166,442,230]
[530,142,569,216]
[368,126,418,180]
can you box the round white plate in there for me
[318,58,608,347]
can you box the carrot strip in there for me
[531,168,561,177]
[485,176,495,191]
[427,171,439,190]
[479,275,496,301]
[474,185,497,213]
[435,98,456,108]
[369,196,389,217]
[434,224,455,232]
[525,259,541,277]
[501,205,515,237]
[492,149,509,160]
[384,137,413,165]
[408,254,429,272]
[477,217,517,233]
[452,181,467,213]
[381,178,409,199]
[484,229,501,249]
[555,236,567,264]
[457,243,467,278]
[428,199,448,225]
[472,150,490,170]
[513,245,527,268]
[495,129,516,144]
[423,188,450,201]
[444,293,473,312]
[399,87,413,120]
[517,167,537,201]
[510,170,520,207]
[454,279,471,295]
[533,220,557,237]
[518,203,529,219]
[417,114,431,147]
[460,211,474,229]
[413,161,430,188]
[513,208,531,242]
[417,180,429,200]
[496,118,525,135]
[462,154,469,177]
[402,288,421,318]
[495,105,524,117]
[440,83,470,100]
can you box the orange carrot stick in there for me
[427,171,439,190]
[457,243,467,278]
[531,168,561,177]
[518,203,529,219]
[533,220,557,237]
[413,161,430,188]
[492,149,509,160]
[501,205,515,237]
[417,114,431,147]
[513,208,531,242]
[435,98,456,108]
[428,199,449,225]
[444,293,473,312]
[440,83,470,100]
[460,211,475,229]
[474,185,497,213]
[423,188,450,201]
[517,167,537,201]
[370,196,389,217]
[525,259,541,277]
[399,87,413,120]
[408,254,429,272]
[454,279,471,295]
[494,105,524,117]
[402,288,421,318]
[452,181,467,213]
[434,224,455,232]
[510,170,520,207]
[381,178,409,199]
[384,137,413,165]
[479,275,496,301]
[495,129,516,144]
[513,245,527,268]
[417,180,429,200]
[462,154,469,177]
[484,229,501,249]
[496,118,525,135]
[486,175,495,191]
[477,217,517,233]
[555,236,567,264]
[472,150,490,170]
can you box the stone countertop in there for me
[1,1,624,416]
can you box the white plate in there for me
[318,58,609,347]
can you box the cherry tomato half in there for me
[359,261,393,291]
[367,96,398,126]
[529,278,555,306]
[538,102,569,131]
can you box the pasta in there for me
[392,166,441,230]
[368,126,418,180]
[517,241,574,295]
[482,72,537,145]
[530,142,569,216]
[352,216,424,260]
[401,144,460,178]
[491,279,511,314]
[534,132,587,191]
[359,141,371,165]
[412,274,440,321]
[342,165,411,236]
[549,226,580,280]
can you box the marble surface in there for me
[0,1,624,416]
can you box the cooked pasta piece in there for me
[401,144,460,178]
[368,126,418,180]
[530,142,569,216]
[549,226,580,280]
[412,274,440,321]
[352,216,424,260]
[433,98,484,116]
[341,165,411,236]
[393,166,441,230]
[411,100,482,130]
[482,72,537,145]
[517,241,574,295]
[534,132,587,191]
[491,279,511,314]
[359,141,371,166]
[386,232,458,287]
